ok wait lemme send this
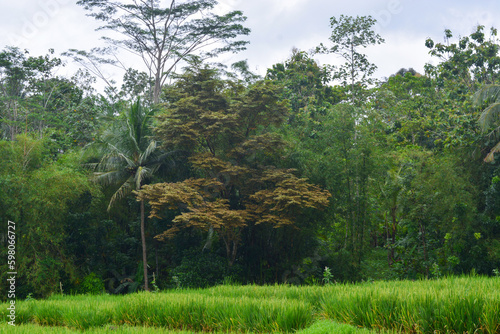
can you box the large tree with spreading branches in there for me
[73,0,251,103]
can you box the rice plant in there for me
[0,323,257,333]
[1,276,498,333]
[1,290,312,333]
[319,276,500,333]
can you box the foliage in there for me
[369,35,496,278]
[138,65,330,266]
[86,98,172,291]
[4,13,500,298]
[169,248,240,288]
[474,84,500,162]
[88,98,161,208]
[1,277,499,334]
[78,273,105,295]
[0,47,99,147]
[0,135,98,298]
[316,15,384,105]
[425,25,500,92]
[375,70,480,150]
[322,266,333,285]
[266,48,344,124]
[75,0,250,103]
[267,46,386,277]
[279,100,380,270]
[387,149,478,278]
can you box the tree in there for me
[423,26,500,160]
[446,27,500,274]
[75,0,250,104]
[309,16,384,265]
[137,66,330,266]
[0,47,102,150]
[393,68,417,77]
[265,48,385,277]
[0,135,96,297]
[395,150,477,278]
[89,99,165,291]
[473,84,500,162]
[266,48,345,126]
[425,26,500,94]
[316,15,384,106]
[0,47,63,140]
[374,70,444,148]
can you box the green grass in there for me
[319,276,500,333]
[0,321,391,334]
[1,276,499,333]
[1,292,312,332]
[295,320,396,334]
[0,320,390,334]
[0,323,254,333]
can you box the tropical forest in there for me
[1,1,500,333]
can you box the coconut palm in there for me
[89,98,163,291]
[473,84,500,162]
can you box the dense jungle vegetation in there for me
[1,0,500,299]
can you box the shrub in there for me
[79,272,104,295]
[170,249,240,288]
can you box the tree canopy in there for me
[3,14,500,297]
[137,66,330,265]
[74,0,250,103]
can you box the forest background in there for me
[1,0,500,298]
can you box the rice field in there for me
[1,276,498,333]
[0,320,392,334]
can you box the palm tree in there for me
[89,98,162,291]
[473,84,500,162]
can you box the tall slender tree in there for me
[89,99,163,291]
[316,15,384,106]
[74,0,250,104]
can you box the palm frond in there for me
[139,140,157,164]
[484,140,500,163]
[478,102,500,133]
[85,98,164,210]
[155,149,186,162]
[126,117,142,154]
[101,123,138,158]
[81,140,104,161]
[101,143,136,168]
[96,157,126,174]
[473,84,500,107]
[108,177,134,210]
[83,162,99,171]
[94,170,130,187]
[135,166,152,190]
[140,107,157,141]
[127,98,155,151]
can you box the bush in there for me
[170,249,240,288]
[79,272,104,294]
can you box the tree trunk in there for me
[344,146,352,250]
[153,52,163,104]
[388,205,397,266]
[419,222,428,277]
[140,199,149,291]
[153,75,161,105]
[155,240,159,278]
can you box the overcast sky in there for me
[2,0,500,87]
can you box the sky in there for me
[1,0,500,88]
